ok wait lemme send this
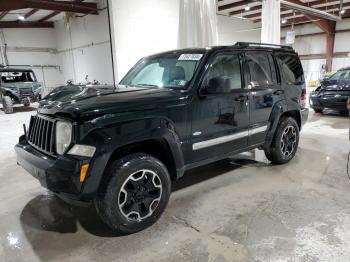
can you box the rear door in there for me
[189,51,249,163]
[244,51,285,146]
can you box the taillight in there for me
[300,84,306,108]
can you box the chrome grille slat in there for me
[27,115,55,155]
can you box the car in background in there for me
[309,67,350,114]
[0,68,43,114]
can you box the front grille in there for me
[20,88,34,97]
[27,115,55,155]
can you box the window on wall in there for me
[276,53,304,85]
[202,53,242,93]
[245,52,273,87]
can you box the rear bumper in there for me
[301,108,309,127]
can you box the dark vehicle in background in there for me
[15,42,308,234]
[0,68,43,114]
[310,67,350,114]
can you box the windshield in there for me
[329,69,350,81]
[0,71,36,83]
[120,53,204,89]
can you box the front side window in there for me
[201,53,242,94]
[276,53,304,85]
[120,53,203,89]
[245,53,273,87]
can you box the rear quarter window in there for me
[276,53,304,85]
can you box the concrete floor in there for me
[0,104,349,262]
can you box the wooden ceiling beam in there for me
[24,9,39,19]
[219,0,259,11]
[39,10,60,22]
[0,0,98,15]
[0,21,54,28]
[0,11,9,21]
[229,0,347,19]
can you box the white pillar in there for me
[178,0,218,48]
[261,0,280,44]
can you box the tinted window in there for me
[245,53,273,87]
[276,53,304,85]
[0,71,35,83]
[329,69,350,81]
[202,53,242,93]
[120,53,203,89]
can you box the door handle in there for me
[234,95,247,102]
[273,90,284,95]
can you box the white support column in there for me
[178,0,218,48]
[261,0,281,44]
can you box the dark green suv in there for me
[15,42,309,234]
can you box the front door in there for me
[189,52,249,163]
[243,51,285,146]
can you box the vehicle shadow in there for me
[20,157,263,239]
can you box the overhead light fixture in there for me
[340,9,346,14]
[18,15,25,21]
[282,19,287,24]
[245,5,250,11]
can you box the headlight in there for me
[68,144,96,157]
[55,121,72,155]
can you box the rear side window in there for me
[276,53,304,85]
[245,52,273,87]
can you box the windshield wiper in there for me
[134,84,159,88]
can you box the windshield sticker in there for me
[178,54,203,61]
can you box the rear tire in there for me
[2,96,13,114]
[313,108,323,113]
[265,117,299,164]
[95,153,171,235]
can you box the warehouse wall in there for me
[54,2,113,86]
[109,0,261,81]
[0,0,112,92]
[109,0,180,81]
[0,28,62,89]
[217,15,261,45]
[281,18,350,83]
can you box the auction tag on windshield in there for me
[178,54,203,61]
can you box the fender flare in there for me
[263,100,288,150]
[80,121,185,197]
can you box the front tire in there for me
[95,153,171,235]
[265,117,299,164]
[2,96,13,114]
[313,108,323,113]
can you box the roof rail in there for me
[234,42,293,50]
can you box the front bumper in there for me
[310,95,348,111]
[15,135,89,201]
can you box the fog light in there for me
[80,164,89,183]
[68,144,96,157]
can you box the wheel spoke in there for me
[118,169,162,222]
[280,125,297,158]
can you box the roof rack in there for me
[234,42,293,50]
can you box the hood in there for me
[38,84,188,119]
[321,79,350,91]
